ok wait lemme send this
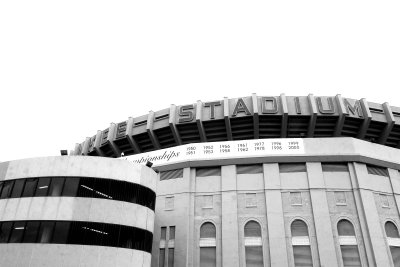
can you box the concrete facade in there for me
[151,138,400,267]
[0,156,157,267]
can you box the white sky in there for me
[1,0,399,162]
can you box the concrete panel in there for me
[323,172,352,189]
[15,198,32,220]
[237,174,263,190]
[80,245,101,267]
[0,161,9,181]
[196,175,221,193]
[3,199,18,220]
[280,172,309,190]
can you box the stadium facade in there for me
[2,94,400,266]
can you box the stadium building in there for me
[2,94,400,267]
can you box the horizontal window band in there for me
[0,220,153,253]
[0,177,155,211]
[199,238,216,247]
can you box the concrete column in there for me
[388,169,400,217]
[351,163,392,267]
[221,165,239,267]
[306,162,339,267]
[185,167,196,267]
[263,163,289,267]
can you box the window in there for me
[279,163,306,173]
[0,220,153,252]
[237,164,263,174]
[290,192,302,206]
[321,163,348,172]
[200,222,217,267]
[380,194,390,208]
[165,196,174,210]
[244,221,263,267]
[245,193,257,208]
[335,191,347,206]
[291,220,312,267]
[159,226,175,267]
[366,164,389,177]
[385,221,400,266]
[203,195,213,209]
[337,220,361,266]
[196,167,221,177]
[0,180,14,199]
[160,169,183,181]
[159,227,167,267]
[168,226,175,267]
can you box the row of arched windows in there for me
[196,219,400,267]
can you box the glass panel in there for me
[338,220,355,236]
[159,248,166,267]
[101,223,120,247]
[10,179,25,198]
[22,178,38,197]
[279,163,306,173]
[196,167,221,177]
[51,221,70,243]
[321,163,348,172]
[161,227,167,240]
[0,180,14,199]
[245,246,263,267]
[385,222,400,238]
[200,247,216,267]
[168,248,175,267]
[244,221,262,237]
[38,221,55,243]
[77,178,95,198]
[92,178,111,199]
[9,221,26,243]
[0,222,13,243]
[293,245,313,267]
[390,246,400,267]
[36,178,51,197]
[341,245,361,267]
[48,178,65,196]
[62,178,80,197]
[119,225,133,249]
[82,222,105,246]
[169,226,175,240]
[22,221,40,243]
[200,222,216,238]
[0,182,3,196]
[160,169,183,180]
[291,220,309,237]
[237,164,263,174]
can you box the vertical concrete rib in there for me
[107,123,121,157]
[379,102,395,144]
[221,165,239,267]
[252,93,260,139]
[350,162,391,266]
[306,162,339,267]
[224,97,233,140]
[334,94,347,136]
[280,94,288,138]
[263,163,289,267]
[195,100,207,142]
[126,117,141,153]
[146,111,161,149]
[307,94,317,137]
[357,99,372,139]
[93,130,105,156]
[169,104,182,146]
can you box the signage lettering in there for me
[261,97,278,114]
[232,98,251,116]
[204,101,221,119]
[316,97,335,114]
[179,105,194,123]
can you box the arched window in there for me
[337,219,361,267]
[199,222,216,267]
[385,221,400,266]
[291,219,313,267]
[244,221,263,267]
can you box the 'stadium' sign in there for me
[125,138,304,167]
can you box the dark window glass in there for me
[82,222,105,246]
[169,226,175,240]
[168,248,175,267]
[101,223,120,247]
[0,182,4,196]
[119,225,133,249]
[22,221,40,243]
[62,178,80,197]
[390,247,400,267]
[36,178,51,197]
[291,220,309,237]
[200,247,216,267]
[293,245,313,267]
[322,163,349,172]
[9,221,26,243]
[196,167,221,177]
[279,163,306,173]
[77,178,95,198]
[367,164,389,177]
[22,178,38,197]
[48,178,65,196]
[385,221,400,238]
[340,245,361,267]
[52,221,70,243]
[237,164,263,174]
[245,246,263,267]
[161,227,167,240]
[0,222,13,243]
[1,181,15,199]
[67,221,87,245]
[160,169,183,180]
[92,178,111,199]
[159,248,166,267]
[200,222,216,238]
[37,221,55,243]
[10,179,25,198]
[338,220,355,236]
[244,221,262,237]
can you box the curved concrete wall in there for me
[0,156,157,267]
